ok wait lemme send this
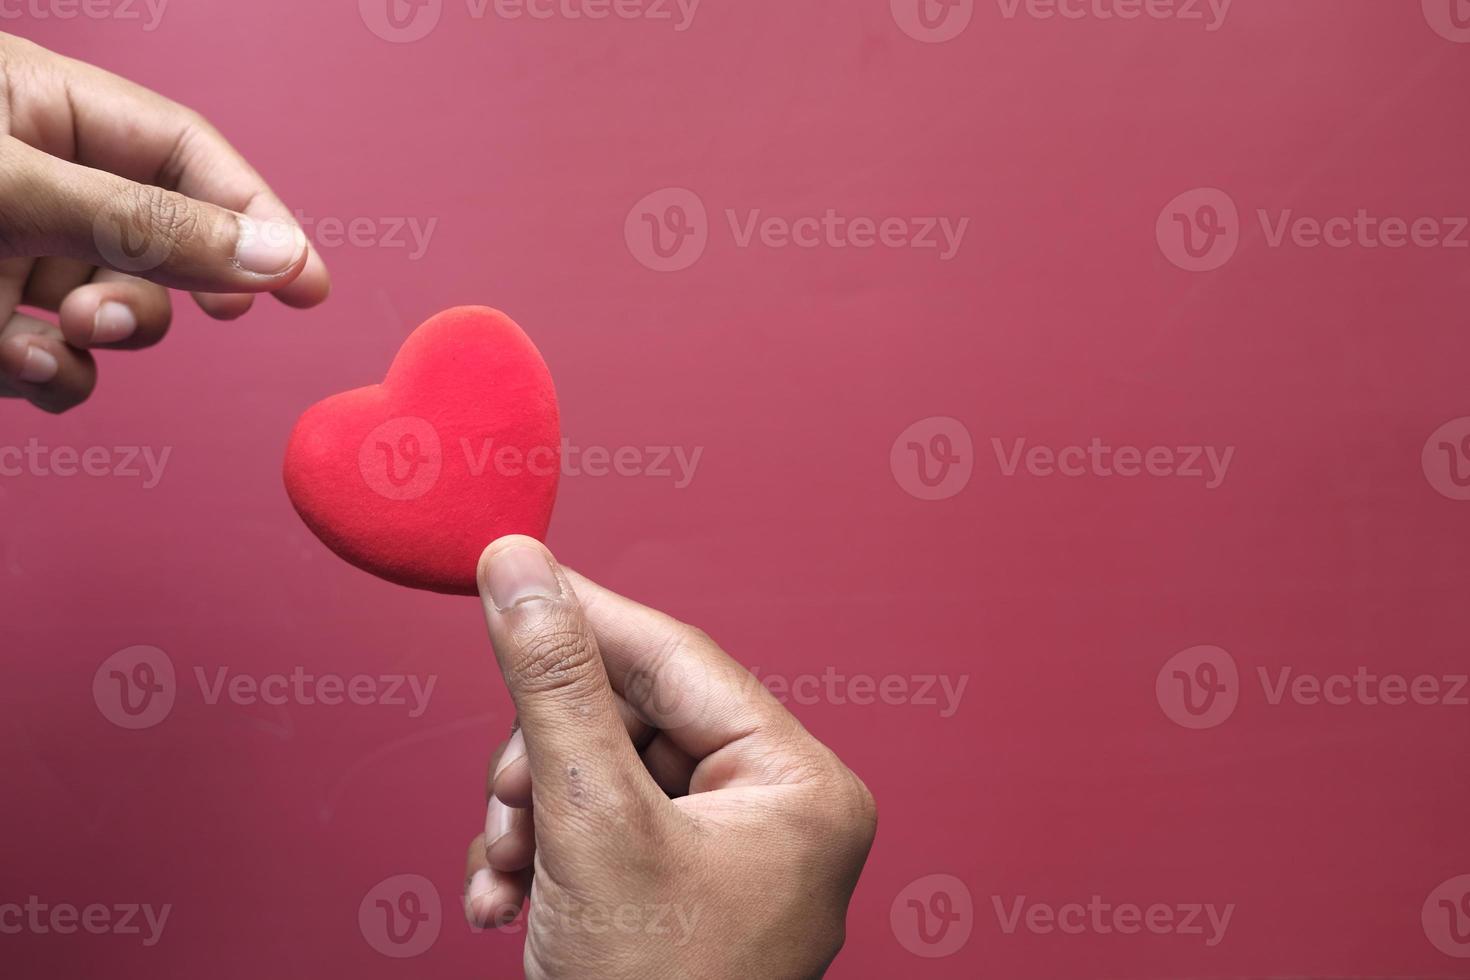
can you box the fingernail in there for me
[493,729,525,781]
[464,867,496,927]
[486,545,561,612]
[485,798,514,847]
[92,302,137,345]
[234,217,306,276]
[18,345,58,384]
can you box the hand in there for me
[0,34,329,413]
[463,536,878,980]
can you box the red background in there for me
[4,1,1470,976]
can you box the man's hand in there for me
[0,34,330,413]
[463,537,878,980]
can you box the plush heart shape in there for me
[283,306,559,595]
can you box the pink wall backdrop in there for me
[4,1,1470,976]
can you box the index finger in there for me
[42,43,330,308]
[563,569,808,766]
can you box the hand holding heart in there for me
[464,536,878,980]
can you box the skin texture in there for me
[0,33,330,413]
[465,536,879,980]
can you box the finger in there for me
[20,257,93,311]
[641,733,697,798]
[564,569,802,764]
[485,732,514,801]
[491,693,657,809]
[463,834,529,930]
[57,271,171,350]
[484,798,536,873]
[476,536,655,823]
[490,728,532,809]
[0,137,310,293]
[27,45,331,307]
[191,291,254,321]
[0,315,97,413]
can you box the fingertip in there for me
[193,292,255,321]
[492,757,533,809]
[271,246,331,309]
[0,330,96,414]
[477,535,552,592]
[59,280,171,350]
[464,868,522,930]
[0,334,59,386]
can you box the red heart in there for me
[283,306,560,595]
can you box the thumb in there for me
[476,536,653,824]
[0,137,308,292]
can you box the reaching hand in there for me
[0,34,329,413]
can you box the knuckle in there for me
[506,621,599,695]
[677,622,716,651]
[131,184,201,250]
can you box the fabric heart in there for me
[283,306,559,595]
